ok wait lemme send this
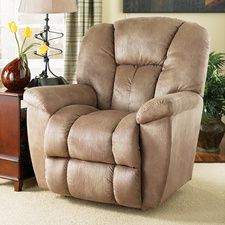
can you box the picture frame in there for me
[123,0,225,13]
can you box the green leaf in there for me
[202,51,225,124]
[22,43,40,55]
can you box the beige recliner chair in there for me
[24,17,209,210]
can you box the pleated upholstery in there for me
[111,65,162,112]
[67,110,129,164]
[44,105,98,158]
[45,108,141,208]
[42,17,209,209]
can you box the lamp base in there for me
[30,14,66,88]
[27,76,68,87]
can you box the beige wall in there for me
[102,0,225,52]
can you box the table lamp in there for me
[19,0,78,86]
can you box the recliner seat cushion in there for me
[45,107,140,167]
[68,110,129,164]
[45,108,142,208]
[45,105,98,158]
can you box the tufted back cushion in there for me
[77,17,209,111]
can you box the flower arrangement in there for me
[0,21,50,91]
[8,21,49,64]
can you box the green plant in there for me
[202,52,225,124]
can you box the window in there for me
[0,0,65,77]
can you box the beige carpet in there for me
[0,164,225,225]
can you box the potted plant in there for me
[198,52,225,153]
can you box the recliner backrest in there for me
[77,17,209,111]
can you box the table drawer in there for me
[0,158,20,179]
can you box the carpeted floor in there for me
[0,163,224,225]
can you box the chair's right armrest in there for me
[24,84,97,115]
[139,92,203,209]
[136,91,202,124]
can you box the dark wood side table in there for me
[0,89,34,191]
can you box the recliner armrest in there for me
[136,91,202,124]
[24,84,97,114]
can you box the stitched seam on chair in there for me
[112,165,118,204]
[66,159,74,197]
[49,102,96,115]
[44,117,54,157]
[153,22,185,98]
[30,107,51,162]
[65,158,71,196]
[26,86,97,114]
[66,110,98,158]
[151,66,164,99]
[109,26,118,109]
[112,113,140,168]
[45,105,97,158]
[108,69,117,109]
[46,104,95,130]
[101,47,115,58]
[128,66,138,112]
[139,125,144,207]
[25,92,47,112]
[165,22,185,60]
[137,91,200,120]
[44,157,70,196]
[65,115,86,158]
[45,157,49,190]
[48,156,138,169]
[76,82,98,107]
[111,115,129,163]
[141,95,182,113]
[159,117,174,205]
[138,91,193,122]
[118,63,163,67]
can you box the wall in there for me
[102,0,225,52]
[102,0,225,150]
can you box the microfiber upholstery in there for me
[45,107,142,208]
[24,17,209,210]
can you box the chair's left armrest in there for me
[136,91,202,124]
[24,83,97,189]
[24,84,97,115]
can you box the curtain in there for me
[64,0,102,83]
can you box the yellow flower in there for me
[24,26,32,38]
[37,43,49,56]
[8,21,18,33]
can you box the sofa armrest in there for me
[136,91,202,124]
[24,84,97,115]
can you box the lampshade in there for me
[19,0,77,14]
